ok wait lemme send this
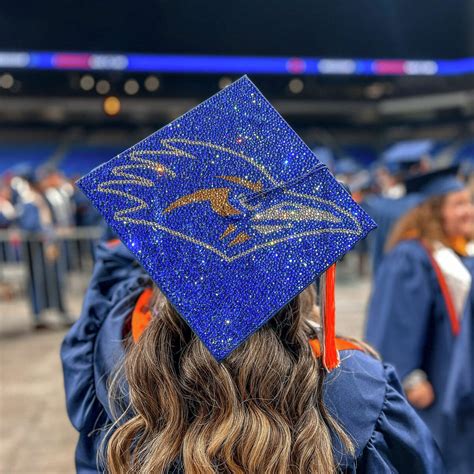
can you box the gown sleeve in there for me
[60,240,151,473]
[357,363,445,473]
[365,241,434,380]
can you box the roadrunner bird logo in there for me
[93,138,363,262]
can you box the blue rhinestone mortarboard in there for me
[78,76,376,360]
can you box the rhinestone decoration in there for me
[78,76,376,361]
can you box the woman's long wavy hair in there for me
[386,195,447,252]
[106,287,354,473]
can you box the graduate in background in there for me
[363,140,433,274]
[36,165,74,229]
[365,165,474,473]
[16,169,72,328]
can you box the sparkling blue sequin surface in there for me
[78,76,376,360]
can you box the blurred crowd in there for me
[0,164,101,232]
[0,164,102,327]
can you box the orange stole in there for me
[420,241,461,336]
[308,338,362,357]
[131,287,153,343]
[131,289,363,356]
[106,238,122,248]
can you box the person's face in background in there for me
[39,171,61,191]
[0,184,11,201]
[48,172,63,188]
[376,168,397,193]
[408,156,432,175]
[441,188,474,239]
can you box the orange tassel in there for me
[322,264,339,371]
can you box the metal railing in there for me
[0,226,103,300]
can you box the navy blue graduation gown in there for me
[61,241,444,473]
[19,201,44,233]
[366,239,474,473]
[362,194,419,275]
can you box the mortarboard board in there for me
[311,147,335,172]
[383,139,434,173]
[348,170,373,193]
[77,76,376,367]
[405,165,464,201]
[334,157,360,176]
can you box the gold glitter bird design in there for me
[96,138,363,262]
[164,184,344,248]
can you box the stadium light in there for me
[288,78,304,94]
[0,73,14,89]
[80,75,95,91]
[103,96,121,116]
[96,80,111,95]
[124,79,139,95]
[144,75,160,92]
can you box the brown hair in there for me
[106,288,354,473]
[386,195,447,252]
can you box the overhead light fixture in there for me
[364,82,394,99]
[103,96,121,116]
[0,73,14,89]
[288,78,304,94]
[124,79,140,95]
[80,75,95,91]
[218,77,232,89]
[144,75,160,92]
[96,79,111,95]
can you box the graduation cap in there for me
[78,76,376,368]
[334,157,361,176]
[348,170,373,193]
[311,147,335,172]
[383,139,434,173]
[405,165,464,200]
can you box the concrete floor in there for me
[0,258,371,473]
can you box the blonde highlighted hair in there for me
[386,195,447,252]
[105,286,354,473]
